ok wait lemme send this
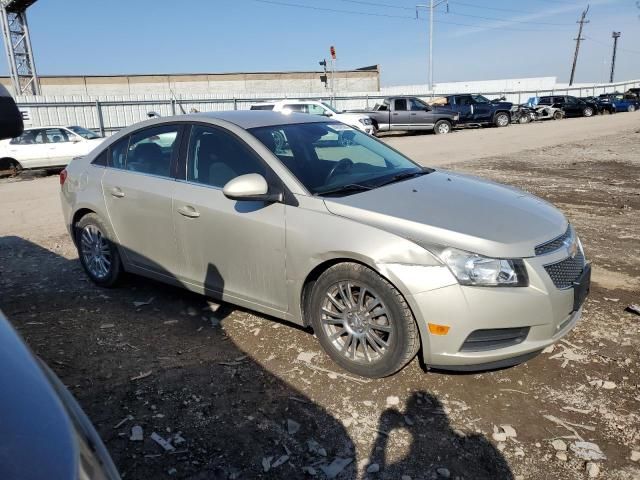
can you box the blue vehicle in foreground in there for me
[598,93,640,113]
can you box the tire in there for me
[433,119,452,135]
[75,213,123,287]
[553,110,563,120]
[518,114,531,124]
[309,262,420,378]
[628,105,636,113]
[494,112,510,127]
[583,107,594,117]
[0,158,22,176]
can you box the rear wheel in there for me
[75,213,123,287]
[0,158,22,176]
[494,112,510,127]
[583,107,594,117]
[309,262,420,378]
[433,119,452,135]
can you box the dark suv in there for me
[538,96,596,117]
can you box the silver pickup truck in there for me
[348,96,459,135]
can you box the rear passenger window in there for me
[108,137,129,169]
[126,125,180,177]
[394,99,407,111]
[109,137,129,169]
[187,125,266,188]
[92,150,108,166]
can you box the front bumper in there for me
[352,123,375,135]
[392,250,586,369]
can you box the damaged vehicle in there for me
[60,111,590,378]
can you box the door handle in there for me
[177,206,200,218]
[110,187,125,198]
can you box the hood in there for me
[336,112,370,122]
[323,171,567,258]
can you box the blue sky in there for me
[2,0,638,86]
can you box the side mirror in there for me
[323,111,333,117]
[223,173,282,203]
[70,135,82,143]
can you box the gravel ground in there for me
[0,123,639,480]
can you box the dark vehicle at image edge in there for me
[348,96,460,135]
[0,311,121,480]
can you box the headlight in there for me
[359,118,372,125]
[439,247,528,287]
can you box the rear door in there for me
[172,124,287,310]
[102,124,184,278]
[5,129,49,168]
[453,95,473,122]
[391,98,411,129]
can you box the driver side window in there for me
[307,104,327,116]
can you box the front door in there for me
[408,98,435,129]
[391,98,412,130]
[102,124,183,278]
[172,124,288,311]
[42,128,86,166]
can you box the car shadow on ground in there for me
[0,234,513,479]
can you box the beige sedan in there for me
[60,111,589,377]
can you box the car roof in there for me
[171,110,329,129]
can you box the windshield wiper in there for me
[316,183,372,197]
[373,169,431,188]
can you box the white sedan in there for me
[0,126,105,173]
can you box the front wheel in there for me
[628,105,636,113]
[309,263,420,378]
[494,112,510,127]
[75,213,123,287]
[553,110,564,120]
[583,107,594,117]
[433,119,452,135]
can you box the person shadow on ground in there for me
[368,391,514,480]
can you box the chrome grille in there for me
[544,251,586,289]
[535,226,572,255]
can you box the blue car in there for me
[598,93,639,113]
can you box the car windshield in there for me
[321,102,339,114]
[249,122,427,196]
[68,126,101,139]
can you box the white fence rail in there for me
[16,79,640,136]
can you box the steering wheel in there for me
[325,158,354,183]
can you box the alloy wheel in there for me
[80,224,112,279]
[320,281,393,363]
[437,122,450,134]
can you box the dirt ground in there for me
[1,119,639,480]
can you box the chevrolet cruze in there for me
[60,111,590,378]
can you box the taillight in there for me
[59,169,68,186]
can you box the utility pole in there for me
[569,5,589,86]
[416,1,448,92]
[609,31,621,83]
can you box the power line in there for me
[448,1,538,14]
[446,10,574,26]
[335,0,414,10]
[585,36,640,55]
[248,0,571,31]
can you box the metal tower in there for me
[0,0,40,95]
